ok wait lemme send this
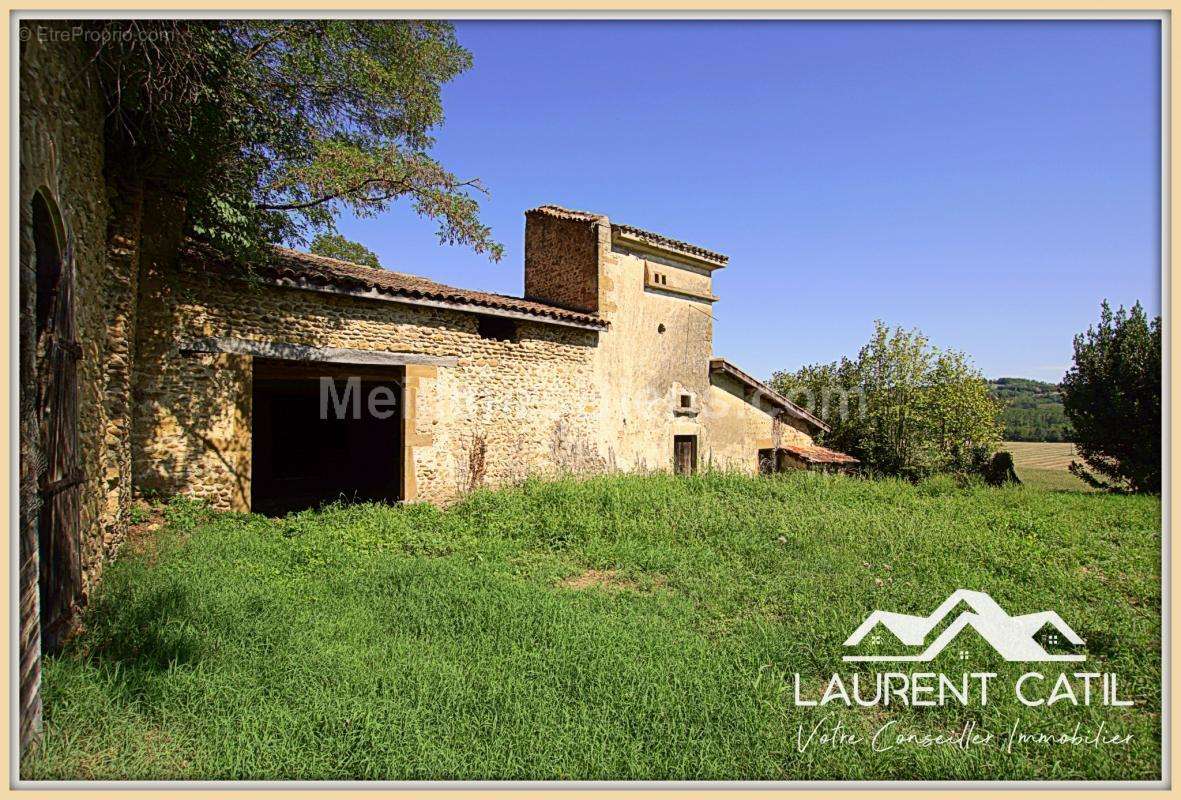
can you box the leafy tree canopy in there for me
[309,234,382,268]
[1061,301,1161,493]
[770,322,1002,479]
[83,20,502,262]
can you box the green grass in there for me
[25,473,1161,781]
[1016,467,1094,492]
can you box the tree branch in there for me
[256,175,483,213]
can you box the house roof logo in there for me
[843,589,1086,662]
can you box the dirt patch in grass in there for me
[123,503,167,564]
[557,569,667,593]
[558,569,631,590]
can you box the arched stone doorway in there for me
[30,188,83,653]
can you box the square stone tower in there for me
[523,205,728,471]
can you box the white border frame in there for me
[9,9,1171,791]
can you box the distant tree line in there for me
[768,300,1160,494]
[988,378,1073,442]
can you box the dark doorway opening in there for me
[673,435,697,476]
[251,359,403,515]
[759,447,791,475]
[32,190,83,654]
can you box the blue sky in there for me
[332,20,1161,382]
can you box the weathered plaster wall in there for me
[702,376,813,473]
[522,205,812,475]
[131,266,603,509]
[591,243,716,472]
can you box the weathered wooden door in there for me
[673,435,697,476]
[36,226,82,653]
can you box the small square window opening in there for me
[476,316,517,342]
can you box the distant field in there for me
[1002,441,1092,491]
[1003,440,1077,470]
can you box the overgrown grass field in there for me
[26,473,1160,781]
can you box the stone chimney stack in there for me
[523,206,610,315]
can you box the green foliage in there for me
[982,451,1021,486]
[309,233,382,267]
[1061,301,1161,493]
[989,378,1074,442]
[25,474,1160,780]
[161,495,214,529]
[770,322,1002,479]
[83,20,502,261]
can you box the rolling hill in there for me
[990,377,1073,442]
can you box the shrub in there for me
[770,321,1002,479]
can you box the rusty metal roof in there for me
[778,442,860,466]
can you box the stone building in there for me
[18,27,855,754]
[130,207,854,515]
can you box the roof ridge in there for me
[181,240,607,329]
[709,357,828,432]
[525,205,728,265]
[525,205,609,222]
[612,221,728,265]
[272,243,526,300]
[269,244,429,285]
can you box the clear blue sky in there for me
[331,20,1161,382]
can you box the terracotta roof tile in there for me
[182,242,608,329]
[612,223,728,267]
[526,205,608,223]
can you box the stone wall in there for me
[524,207,604,314]
[18,23,129,752]
[19,24,127,607]
[131,265,604,509]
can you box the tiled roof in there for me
[709,357,830,433]
[527,205,728,267]
[182,242,608,329]
[612,222,728,267]
[779,443,860,466]
[526,205,607,223]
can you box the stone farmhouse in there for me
[17,28,855,751]
[145,207,855,516]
